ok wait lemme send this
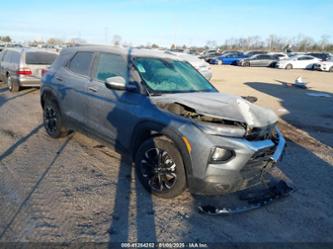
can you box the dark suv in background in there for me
[41,46,286,198]
[0,48,57,92]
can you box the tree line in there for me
[217,34,333,52]
[1,34,333,52]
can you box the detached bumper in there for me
[189,128,286,195]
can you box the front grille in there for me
[239,151,276,190]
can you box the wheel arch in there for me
[40,88,60,109]
[130,121,193,177]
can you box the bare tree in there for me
[0,36,12,42]
[47,38,64,45]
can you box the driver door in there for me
[86,52,144,147]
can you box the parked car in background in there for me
[210,52,247,65]
[41,46,286,198]
[0,48,58,91]
[313,58,333,72]
[268,52,288,60]
[238,54,278,67]
[199,50,222,63]
[276,55,321,70]
[221,50,242,55]
[244,50,267,57]
[166,51,212,80]
[306,52,332,61]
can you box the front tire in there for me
[7,75,20,92]
[135,136,186,198]
[43,99,69,138]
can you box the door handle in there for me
[88,87,97,92]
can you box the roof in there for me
[63,45,185,61]
[2,47,58,54]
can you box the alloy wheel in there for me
[140,148,177,192]
[44,106,58,134]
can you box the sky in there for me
[0,0,332,46]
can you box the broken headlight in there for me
[210,147,235,163]
[197,122,246,137]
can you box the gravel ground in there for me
[0,66,332,244]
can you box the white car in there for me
[166,51,212,80]
[268,52,289,60]
[276,55,321,70]
[315,60,333,72]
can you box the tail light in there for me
[16,67,32,75]
[41,68,48,77]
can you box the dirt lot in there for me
[0,66,333,244]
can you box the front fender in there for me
[130,120,193,177]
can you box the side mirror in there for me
[105,76,127,90]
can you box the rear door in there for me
[0,50,7,80]
[5,51,20,77]
[57,51,94,125]
[250,55,261,66]
[260,55,274,66]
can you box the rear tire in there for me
[43,99,69,138]
[7,75,20,92]
[285,64,293,70]
[135,136,186,198]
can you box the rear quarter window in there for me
[25,52,57,65]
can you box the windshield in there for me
[133,57,217,94]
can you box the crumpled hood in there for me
[152,92,278,128]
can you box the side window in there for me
[0,51,6,61]
[68,52,94,76]
[4,51,12,62]
[94,53,127,82]
[11,52,21,63]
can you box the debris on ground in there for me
[198,180,293,215]
[294,76,308,89]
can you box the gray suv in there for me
[0,48,57,92]
[41,46,286,198]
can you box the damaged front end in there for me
[156,100,277,141]
[153,92,288,198]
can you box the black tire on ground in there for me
[329,66,333,72]
[43,99,69,138]
[135,136,187,198]
[285,64,293,70]
[7,75,20,92]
